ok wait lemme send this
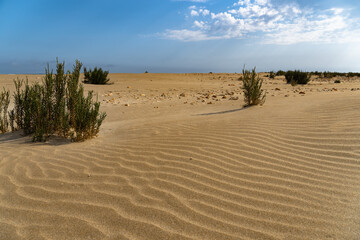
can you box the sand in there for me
[1,73,360,239]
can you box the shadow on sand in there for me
[0,131,72,146]
[196,107,247,116]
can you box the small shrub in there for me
[0,89,10,133]
[3,59,107,142]
[269,71,275,79]
[276,70,286,76]
[285,70,311,85]
[334,80,341,83]
[145,70,149,74]
[241,67,266,106]
[83,67,110,84]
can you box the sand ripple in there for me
[1,95,360,239]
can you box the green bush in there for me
[241,67,266,106]
[276,70,286,76]
[3,59,106,142]
[0,89,10,133]
[285,70,311,85]
[334,80,341,83]
[83,67,110,84]
[269,71,275,79]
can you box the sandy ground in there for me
[1,73,360,240]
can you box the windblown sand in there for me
[1,73,360,239]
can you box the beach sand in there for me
[1,73,360,239]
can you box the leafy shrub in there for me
[285,70,311,85]
[0,89,10,133]
[4,59,106,142]
[334,80,341,83]
[83,67,110,84]
[276,70,286,76]
[241,67,266,106]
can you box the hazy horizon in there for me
[1,0,360,74]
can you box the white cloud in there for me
[190,10,199,16]
[200,9,210,16]
[163,0,360,45]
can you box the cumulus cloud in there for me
[163,0,360,44]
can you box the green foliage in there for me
[310,71,360,78]
[276,70,286,76]
[3,59,106,142]
[334,79,341,83]
[83,67,110,84]
[241,67,266,107]
[285,70,311,85]
[0,89,10,133]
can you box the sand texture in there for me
[1,73,360,239]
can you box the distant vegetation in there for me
[269,71,275,79]
[275,70,360,78]
[83,67,110,84]
[0,59,106,142]
[241,67,266,106]
[285,70,311,85]
[276,70,286,76]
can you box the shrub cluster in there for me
[83,67,110,84]
[241,67,266,106]
[285,70,311,85]
[310,71,360,78]
[1,60,106,142]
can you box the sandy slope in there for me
[1,73,360,239]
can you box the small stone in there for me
[207,102,213,104]
[299,91,305,95]
[229,96,239,100]
[127,86,131,88]
[284,95,289,97]
[125,104,130,107]
[275,88,281,91]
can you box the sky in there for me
[0,0,359,74]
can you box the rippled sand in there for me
[1,73,360,239]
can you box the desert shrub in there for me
[269,71,275,79]
[347,72,360,78]
[83,67,110,84]
[0,89,10,133]
[334,80,341,83]
[285,70,311,85]
[6,59,106,142]
[241,67,266,106]
[276,70,286,76]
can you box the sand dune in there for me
[1,73,360,239]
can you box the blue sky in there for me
[0,0,359,74]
